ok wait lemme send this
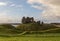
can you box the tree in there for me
[22,17,35,24]
[22,17,26,24]
[26,17,31,23]
[31,17,34,23]
[41,21,44,24]
[37,21,40,24]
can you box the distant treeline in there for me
[22,16,44,24]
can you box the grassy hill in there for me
[0,24,22,35]
[16,23,60,34]
[0,23,59,36]
[17,23,58,31]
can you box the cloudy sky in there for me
[0,0,60,23]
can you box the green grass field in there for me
[0,33,60,41]
[0,36,60,41]
[0,24,60,41]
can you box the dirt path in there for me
[41,28,60,32]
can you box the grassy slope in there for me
[17,23,60,33]
[17,23,59,30]
[0,36,60,41]
[0,24,60,41]
[0,24,22,36]
[0,23,60,36]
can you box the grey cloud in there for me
[27,0,60,23]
